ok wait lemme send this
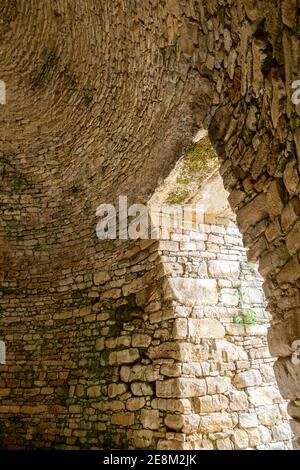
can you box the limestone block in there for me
[283,161,299,195]
[239,413,258,428]
[227,391,249,411]
[220,288,239,306]
[236,193,268,233]
[160,364,181,377]
[277,253,300,284]
[172,318,188,339]
[233,429,249,449]
[108,383,127,398]
[164,414,184,431]
[206,376,231,394]
[233,370,262,388]
[164,277,218,306]
[245,286,265,304]
[216,438,234,450]
[281,198,300,231]
[198,394,229,413]
[87,386,101,398]
[188,318,225,341]
[274,357,300,400]
[265,219,281,242]
[0,340,5,364]
[131,382,154,396]
[108,348,140,365]
[95,337,105,351]
[208,260,240,279]
[153,398,192,414]
[286,221,300,255]
[141,410,160,430]
[257,405,282,426]
[132,334,152,347]
[181,414,201,434]
[111,413,134,426]
[266,180,286,218]
[248,426,272,447]
[214,340,248,362]
[149,342,209,362]
[272,423,292,441]
[93,271,111,285]
[199,412,233,433]
[282,0,297,28]
[156,378,207,398]
[259,245,290,277]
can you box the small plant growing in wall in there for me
[233,278,258,331]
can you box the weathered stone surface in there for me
[281,198,300,231]
[108,383,127,398]
[239,413,258,428]
[208,260,240,279]
[141,410,160,430]
[188,319,225,340]
[199,413,233,433]
[156,378,207,398]
[198,395,229,413]
[132,334,152,347]
[111,413,135,426]
[214,340,248,362]
[0,1,296,451]
[0,340,6,364]
[274,358,300,400]
[126,397,146,411]
[131,382,154,397]
[236,194,268,233]
[233,429,249,449]
[108,349,140,365]
[120,365,159,383]
[248,386,282,406]
[93,271,111,285]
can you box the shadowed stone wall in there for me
[0,0,300,449]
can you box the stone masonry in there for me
[0,0,300,449]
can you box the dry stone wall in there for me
[0,0,300,449]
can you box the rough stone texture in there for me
[0,0,299,450]
[0,210,292,449]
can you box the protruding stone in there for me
[93,271,111,285]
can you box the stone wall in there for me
[0,0,300,449]
[0,213,292,449]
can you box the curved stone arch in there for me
[0,0,299,449]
